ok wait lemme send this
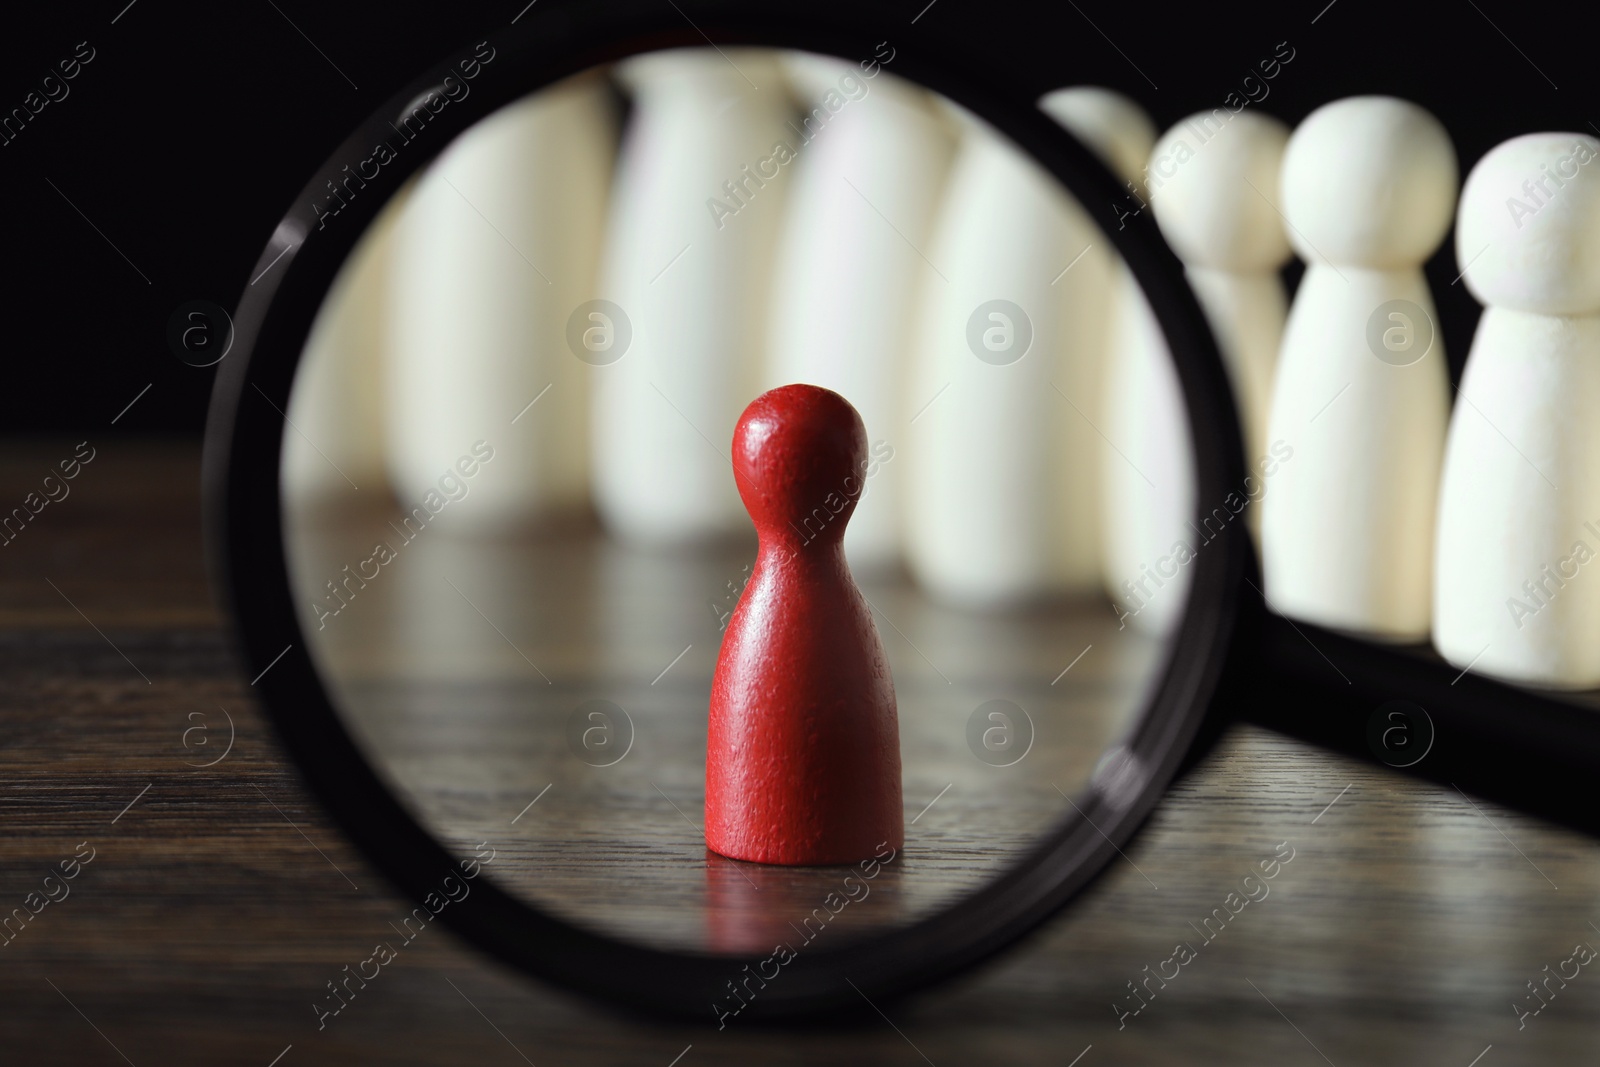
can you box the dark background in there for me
[0,0,1590,436]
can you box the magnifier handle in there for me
[1224,603,1600,838]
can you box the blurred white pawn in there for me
[1149,109,1293,541]
[1096,279,1195,637]
[1038,88,1155,197]
[283,186,408,505]
[1041,89,1194,636]
[1262,96,1456,641]
[386,75,614,531]
[904,100,1106,605]
[764,54,955,574]
[1435,133,1600,687]
[1040,89,1164,610]
[591,50,793,545]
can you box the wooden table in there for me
[4,439,1599,1064]
[285,482,1162,955]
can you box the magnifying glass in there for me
[201,0,1600,1023]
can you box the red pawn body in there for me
[705,385,903,866]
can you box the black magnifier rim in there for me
[203,0,1250,1022]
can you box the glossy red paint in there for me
[705,384,904,866]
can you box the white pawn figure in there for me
[1039,89,1166,611]
[386,75,614,531]
[1038,88,1156,201]
[905,98,1108,604]
[1149,109,1293,539]
[1262,97,1456,641]
[1096,271,1196,636]
[1435,133,1600,687]
[764,54,955,573]
[1041,89,1195,636]
[591,50,793,544]
[284,186,408,506]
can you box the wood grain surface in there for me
[284,489,1162,953]
[4,440,1600,1064]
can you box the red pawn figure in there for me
[705,385,903,866]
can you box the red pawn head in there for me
[731,385,868,548]
[706,384,903,866]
